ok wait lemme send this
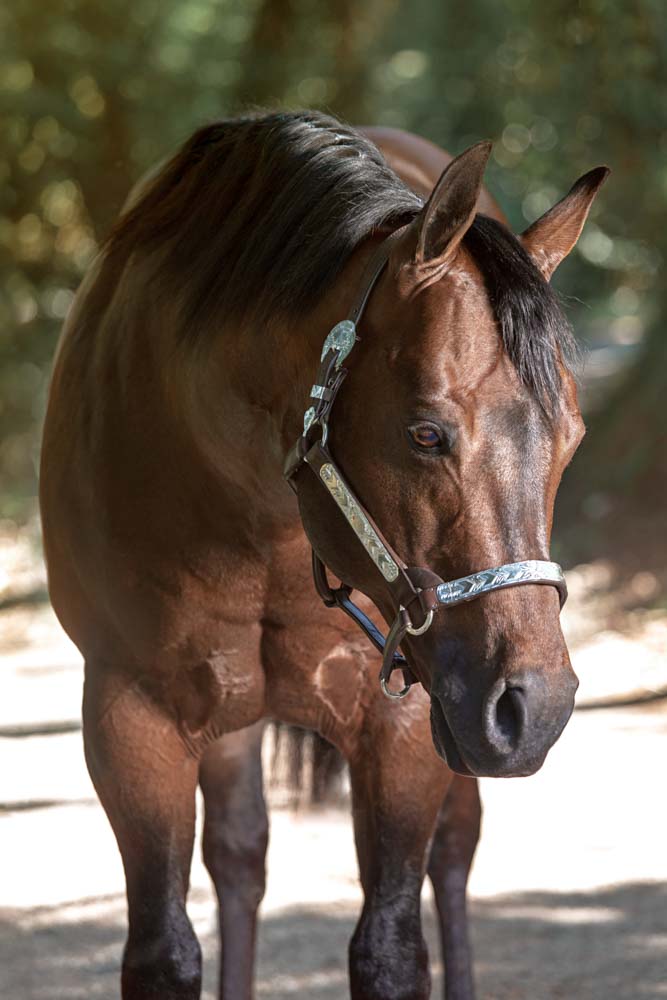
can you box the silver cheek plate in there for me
[318,463,400,583]
[436,560,567,608]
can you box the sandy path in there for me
[1,553,666,998]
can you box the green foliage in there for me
[0,0,254,517]
[1,0,665,522]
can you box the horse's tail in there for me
[269,723,347,806]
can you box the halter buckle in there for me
[302,411,329,447]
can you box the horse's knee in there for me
[203,812,268,908]
[349,900,430,1000]
[122,904,201,1000]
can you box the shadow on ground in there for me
[2,882,666,999]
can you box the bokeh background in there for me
[1,2,666,998]
[1,0,666,573]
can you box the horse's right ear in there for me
[520,166,610,279]
[413,141,493,270]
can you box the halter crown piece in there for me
[284,227,567,700]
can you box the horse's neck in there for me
[176,327,313,533]
[178,237,381,536]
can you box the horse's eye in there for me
[408,423,444,452]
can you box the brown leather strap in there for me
[284,224,432,688]
[378,609,413,689]
[347,225,409,325]
[285,225,409,485]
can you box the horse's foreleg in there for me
[199,721,268,1000]
[83,668,201,1000]
[428,775,481,1000]
[347,702,450,1000]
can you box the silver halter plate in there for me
[436,560,566,608]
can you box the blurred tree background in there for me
[1,0,665,570]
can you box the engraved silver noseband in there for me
[284,228,567,700]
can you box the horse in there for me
[39,110,607,1000]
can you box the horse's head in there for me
[296,143,608,778]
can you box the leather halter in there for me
[284,226,567,699]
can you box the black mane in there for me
[463,215,578,413]
[107,109,575,414]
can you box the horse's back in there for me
[363,126,506,222]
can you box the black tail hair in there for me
[269,723,347,806]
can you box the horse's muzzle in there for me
[430,666,579,778]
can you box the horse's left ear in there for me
[521,166,610,280]
[414,140,493,269]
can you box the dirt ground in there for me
[1,529,666,998]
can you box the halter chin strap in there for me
[284,227,567,699]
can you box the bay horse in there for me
[40,111,607,1000]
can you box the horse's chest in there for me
[261,615,374,745]
[259,537,377,744]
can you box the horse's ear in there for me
[414,141,493,269]
[521,166,610,280]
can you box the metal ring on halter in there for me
[380,676,412,700]
[403,606,434,636]
[379,608,432,699]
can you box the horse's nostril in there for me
[494,687,525,748]
[485,681,527,753]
